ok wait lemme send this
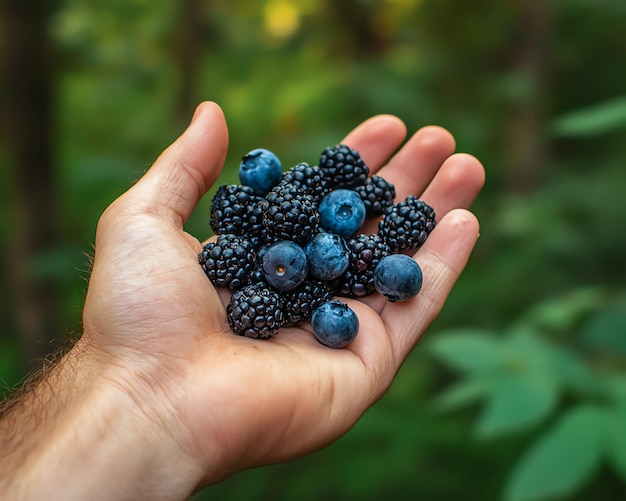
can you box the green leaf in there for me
[551,96,626,138]
[505,405,607,501]
[581,305,626,355]
[506,330,597,396]
[503,327,603,398]
[543,345,596,395]
[504,329,554,372]
[432,378,489,413]
[476,373,558,439]
[604,374,626,406]
[427,329,504,374]
[606,406,626,481]
[512,287,606,334]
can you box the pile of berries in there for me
[198,145,435,348]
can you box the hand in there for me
[2,102,484,499]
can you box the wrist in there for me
[2,338,204,500]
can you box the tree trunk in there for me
[1,0,62,364]
[507,0,552,192]
[175,0,206,123]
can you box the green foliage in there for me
[607,406,626,479]
[505,405,606,501]
[551,96,626,138]
[429,289,626,500]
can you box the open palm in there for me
[81,102,484,490]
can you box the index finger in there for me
[340,114,407,171]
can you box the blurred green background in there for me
[1,1,625,500]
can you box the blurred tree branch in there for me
[324,0,391,58]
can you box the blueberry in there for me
[318,189,366,238]
[262,240,309,292]
[373,254,423,302]
[239,148,283,196]
[311,300,359,349]
[304,232,350,281]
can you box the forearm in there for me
[0,338,202,500]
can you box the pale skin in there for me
[0,102,485,500]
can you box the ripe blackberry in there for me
[198,233,256,290]
[281,279,334,327]
[354,175,396,217]
[261,182,320,245]
[282,162,329,201]
[248,244,271,284]
[227,284,285,339]
[378,196,436,252]
[332,233,391,298]
[319,144,369,190]
[244,198,266,250]
[210,184,262,236]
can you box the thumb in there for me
[125,101,229,227]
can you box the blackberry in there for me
[319,144,369,190]
[248,265,267,286]
[198,233,256,290]
[210,184,262,236]
[227,284,285,339]
[282,162,329,201]
[244,198,266,250]
[248,244,271,284]
[261,182,320,245]
[332,233,391,298]
[281,279,334,327]
[378,196,436,252]
[354,175,396,217]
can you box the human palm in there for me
[81,102,484,489]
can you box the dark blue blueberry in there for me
[239,148,283,196]
[261,240,309,292]
[304,232,350,281]
[318,189,366,238]
[374,254,423,302]
[311,300,359,349]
